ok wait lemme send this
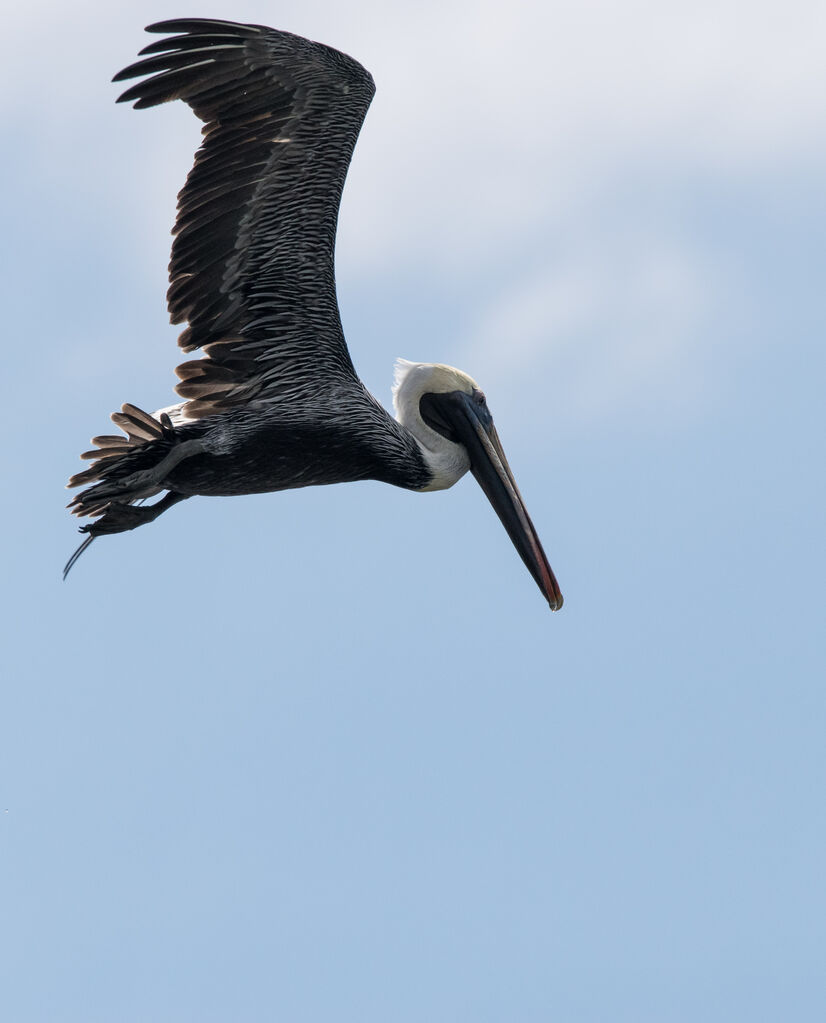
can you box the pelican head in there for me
[392,359,563,610]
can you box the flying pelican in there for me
[65,18,563,610]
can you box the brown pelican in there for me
[65,18,563,610]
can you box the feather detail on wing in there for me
[113,19,376,419]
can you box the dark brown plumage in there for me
[114,18,376,417]
[64,19,563,611]
[67,18,427,564]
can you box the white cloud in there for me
[455,220,722,427]
[7,0,825,270]
[342,0,826,271]
[6,0,821,421]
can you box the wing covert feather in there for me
[113,18,376,419]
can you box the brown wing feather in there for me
[113,19,376,420]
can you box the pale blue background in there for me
[2,2,824,1020]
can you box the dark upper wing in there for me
[113,19,375,419]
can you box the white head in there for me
[392,359,481,491]
[390,358,563,610]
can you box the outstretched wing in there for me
[113,18,375,419]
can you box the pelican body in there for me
[66,19,563,610]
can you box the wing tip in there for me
[144,19,264,36]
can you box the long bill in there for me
[438,392,563,611]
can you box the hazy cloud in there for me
[5,0,822,421]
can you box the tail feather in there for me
[63,535,96,580]
[90,433,134,448]
[64,403,189,577]
[79,446,131,461]
[67,404,176,498]
[110,402,168,442]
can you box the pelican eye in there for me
[472,388,487,406]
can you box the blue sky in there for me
[2,1,825,1020]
